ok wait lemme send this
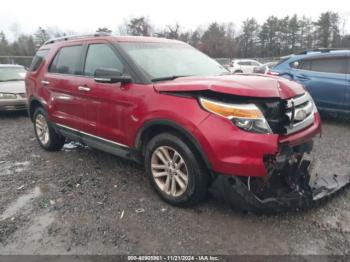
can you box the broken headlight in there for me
[0,93,17,99]
[199,98,272,134]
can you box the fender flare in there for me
[134,119,212,171]
[28,96,47,120]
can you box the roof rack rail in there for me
[294,48,346,55]
[44,32,111,45]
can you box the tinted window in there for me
[347,59,350,74]
[238,61,251,66]
[49,45,83,75]
[310,58,345,74]
[299,60,311,70]
[298,58,346,74]
[29,49,49,71]
[84,44,123,76]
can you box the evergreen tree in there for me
[314,12,340,48]
[34,27,50,47]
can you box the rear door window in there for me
[298,57,346,74]
[29,49,49,71]
[83,44,124,76]
[49,45,84,75]
[310,58,346,74]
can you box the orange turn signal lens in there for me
[200,98,263,119]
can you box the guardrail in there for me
[0,56,34,67]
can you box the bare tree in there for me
[96,27,112,34]
[34,27,50,47]
[122,17,153,36]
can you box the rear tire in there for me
[145,133,209,206]
[33,107,65,151]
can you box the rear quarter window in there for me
[310,58,346,74]
[29,49,49,71]
[297,57,346,74]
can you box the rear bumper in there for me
[195,113,321,177]
[0,99,27,111]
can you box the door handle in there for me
[77,86,91,92]
[41,80,50,86]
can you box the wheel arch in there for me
[28,97,46,121]
[135,119,212,172]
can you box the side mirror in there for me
[94,68,132,84]
[292,61,299,68]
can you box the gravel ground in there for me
[0,111,349,255]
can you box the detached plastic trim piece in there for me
[210,163,350,214]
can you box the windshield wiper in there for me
[151,75,191,82]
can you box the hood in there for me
[0,80,25,94]
[154,75,304,99]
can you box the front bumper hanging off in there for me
[210,143,350,213]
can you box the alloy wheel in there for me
[35,114,50,145]
[151,146,189,197]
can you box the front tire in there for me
[33,107,65,151]
[145,133,209,206]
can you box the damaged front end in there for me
[210,141,350,213]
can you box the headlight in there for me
[0,93,17,99]
[199,98,272,134]
[305,92,318,113]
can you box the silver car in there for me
[0,64,27,111]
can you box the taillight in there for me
[266,70,279,76]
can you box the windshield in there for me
[119,42,228,81]
[0,67,26,82]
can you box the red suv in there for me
[26,34,345,212]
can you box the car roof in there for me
[42,34,185,49]
[233,59,260,62]
[283,49,350,61]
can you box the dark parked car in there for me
[271,49,350,114]
[25,34,348,212]
[0,64,27,111]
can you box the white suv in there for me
[229,59,262,74]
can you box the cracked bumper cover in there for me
[210,170,350,213]
[210,148,350,213]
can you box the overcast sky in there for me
[1,0,350,39]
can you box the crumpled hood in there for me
[0,81,25,94]
[154,75,305,99]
